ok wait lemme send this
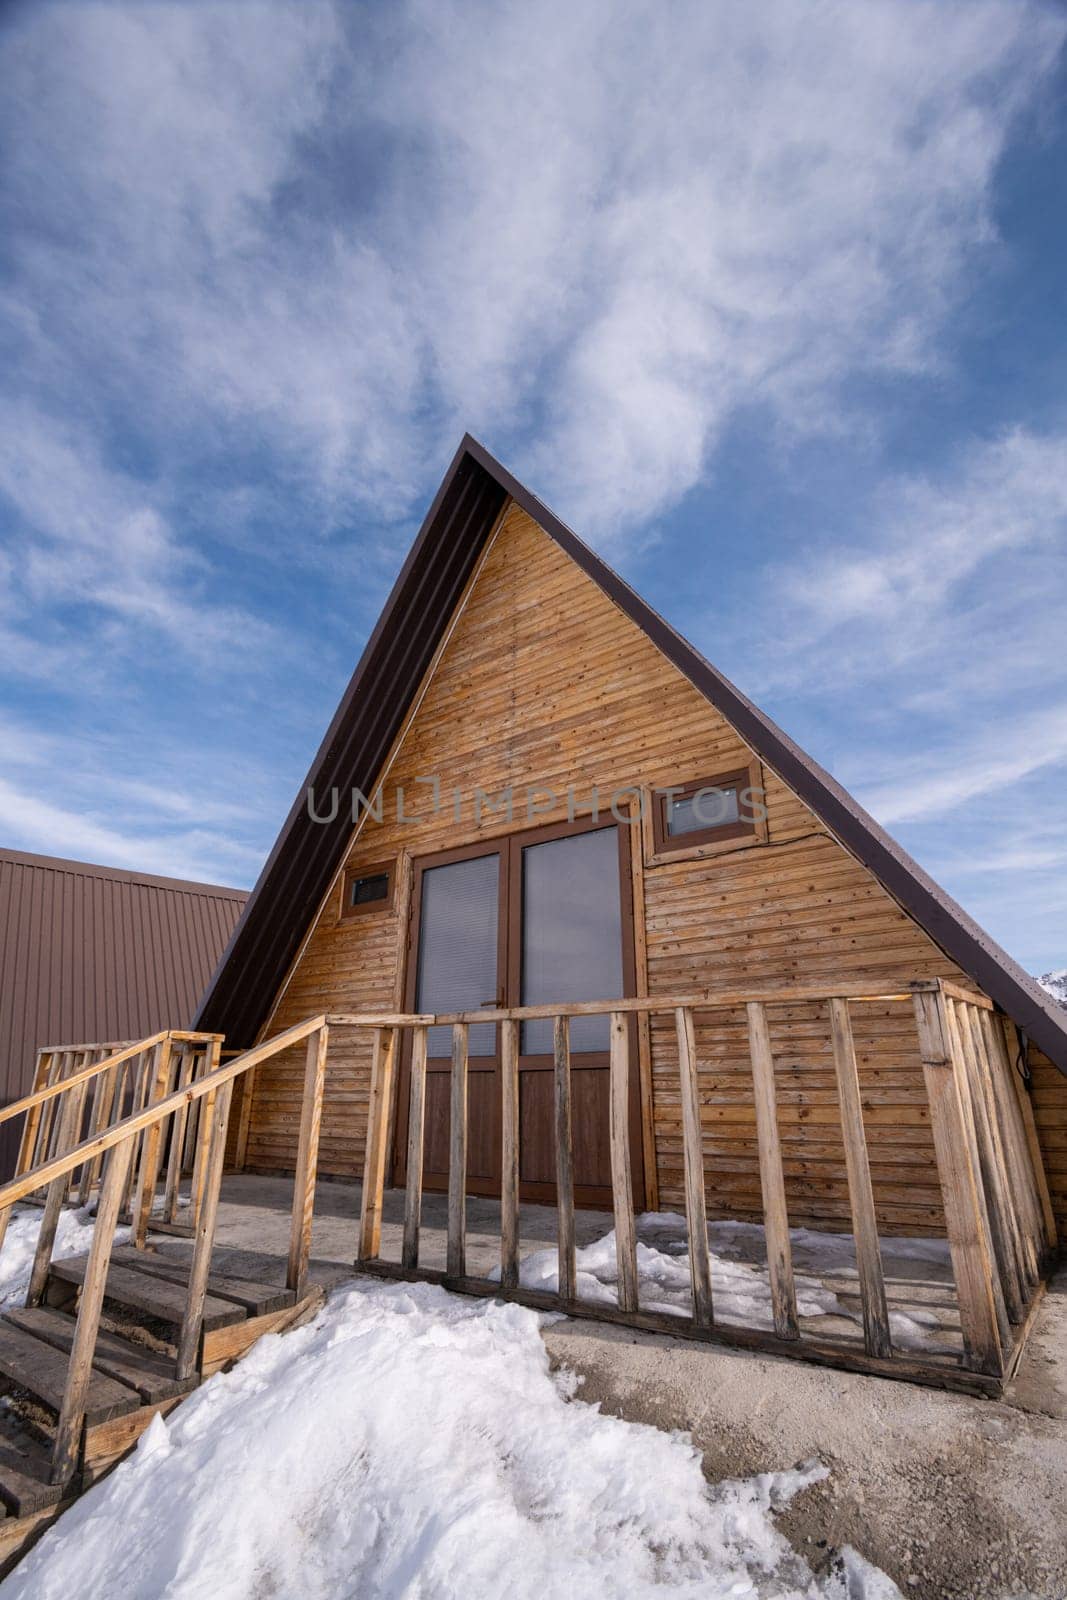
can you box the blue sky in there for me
[1,0,1065,975]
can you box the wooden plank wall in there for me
[241,503,1065,1235]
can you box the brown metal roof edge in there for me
[0,847,248,901]
[194,435,1067,1075]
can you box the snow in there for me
[0,1205,130,1310]
[492,1215,953,1354]
[2,1276,902,1600]
[1039,968,1067,1009]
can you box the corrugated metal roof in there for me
[194,436,1067,1076]
[0,847,246,1107]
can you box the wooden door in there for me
[393,816,644,1209]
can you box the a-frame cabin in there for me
[195,437,1067,1250]
[2,439,1063,1551]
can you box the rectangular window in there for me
[652,768,760,854]
[340,860,395,919]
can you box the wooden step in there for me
[0,1427,63,1517]
[4,1308,194,1406]
[111,1248,296,1316]
[47,1259,244,1333]
[0,1320,139,1427]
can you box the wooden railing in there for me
[0,1032,223,1258]
[340,978,1055,1393]
[0,1016,331,1486]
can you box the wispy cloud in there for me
[2,1,1063,541]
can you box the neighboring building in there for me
[194,436,1067,1238]
[0,848,246,1174]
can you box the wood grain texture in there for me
[828,997,891,1358]
[554,1015,576,1300]
[241,503,1052,1236]
[746,1002,799,1340]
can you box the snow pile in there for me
[0,1205,130,1309]
[1039,968,1067,1010]
[3,1277,901,1600]
[494,1215,950,1353]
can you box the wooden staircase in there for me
[0,1017,332,1571]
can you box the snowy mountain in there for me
[1039,969,1067,1009]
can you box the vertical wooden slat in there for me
[447,1023,469,1279]
[189,1042,222,1226]
[553,1015,576,1301]
[122,1050,152,1221]
[50,1136,134,1486]
[828,998,892,1358]
[609,1011,639,1313]
[287,1024,329,1297]
[984,1012,1050,1265]
[966,1006,1034,1294]
[913,989,1005,1376]
[162,1048,196,1224]
[674,1006,713,1328]
[16,1053,51,1178]
[746,1002,799,1341]
[402,1026,428,1270]
[61,1052,91,1202]
[26,1080,87,1308]
[176,1081,234,1380]
[358,1028,398,1263]
[76,1055,111,1207]
[948,1004,1024,1321]
[132,1037,175,1247]
[943,1003,1013,1345]
[500,1018,520,1290]
[998,1017,1057,1251]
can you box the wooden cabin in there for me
[2,435,1063,1551]
[193,438,1067,1256]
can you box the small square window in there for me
[340,861,395,919]
[652,768,761,854]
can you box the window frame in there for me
[339,859,396,921]
[651,765,762,856]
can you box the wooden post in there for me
[121,1049,152,1221]
[26,1080,87,1308]
[746,1002,799,1341]
[77,1054,114,1207]
[609,1011,639,1314]
[357,1028,397,1263]
[553,1015,576,1301]
[674,1007,713,1328]
[500,1018,520,1290]
[913,988,1005,1376]
[287,1024,329,1297]
[61,1052,91,1203]
[401,1026,428,1271]
[132,1037,175,1247]
[447,1023,469,1279]
[176,1081,233,1380]
[828,998,891,1359]
[49,1136,134,1486]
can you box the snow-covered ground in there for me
[2,1276,903,1600]
[493,1214,954,1354]
[1039,967,1067,1009]
[0,1204,130,1309]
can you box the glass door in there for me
[396,817,642,1207]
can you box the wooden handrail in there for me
[0,1015,328,1211]
[327,979,940,1030]
[0,1031,223,1127]
[0,1035,166,1127]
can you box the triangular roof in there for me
[194,436,1067,1073]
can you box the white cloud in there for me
[2,0,1063,540]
